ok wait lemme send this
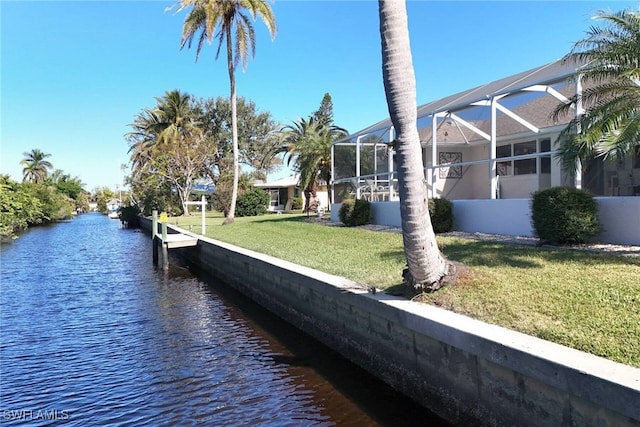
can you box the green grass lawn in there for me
[171,212,640,367]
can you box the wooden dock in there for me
[151,210,199,272]
[161,233,198,249]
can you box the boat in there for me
[108,210,119,219]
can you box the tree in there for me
[553,8,640,173]
[195,96,281,182]
[0,176,44,240]
[127,92,280,215]
[280,94,347,211]
[126,90,215,216]
[173,0,277,224]
[154,89,201,147]
[312,92,334,126]
[20,148,53,184]
[281,117,346,212]
[378,0,451,290]
[47,169,86,201]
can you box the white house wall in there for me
[595,197,640,245]
[499,175,541,199]
[330,197,640,245]
[470,145,490,198]
[453,199,534,236]
[427,146,485,200]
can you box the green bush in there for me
[428,197,453,233]
[119,205,141,228]
[236,188,270,217]
[291,197,303,211]
[339,198,371,227]
[531,187,600,245]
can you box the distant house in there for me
[254,174,329,212]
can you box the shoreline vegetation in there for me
[171,212,640,368]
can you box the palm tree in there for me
[153,89,200,146]
[126,108,163,178]
[172,0,277,224]
[378,0,450,290]
[126,90,206,216]
[21,149,53,184]
[281,117,346,211]
[553,8,640,173]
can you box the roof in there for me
[335,56,589,145]
[254,174,300,188]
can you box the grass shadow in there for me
[248,214,335,226]
[439,237,640,268]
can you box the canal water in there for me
[0,212,449,426]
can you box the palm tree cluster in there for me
[280,94,348,212]
[127,89,212,215]
[554,8,640,173]
[126,90,281,216]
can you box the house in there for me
[254,174,329,212]
[330,57,640,245]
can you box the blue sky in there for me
[2,0,638,192]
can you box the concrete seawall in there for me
[140,217,640,426]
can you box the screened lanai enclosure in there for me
[330,57,640,204]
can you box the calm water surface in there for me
[0,213,448,426]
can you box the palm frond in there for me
[555,7,640,173]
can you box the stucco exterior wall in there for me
[331,196,640,245]
[595,197,640,245]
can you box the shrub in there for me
[531,186,600,245]
[339,198,371,227]
[291,197,303,211]
[428,197,453,233]
[119,205,141,228]
[235,188,270,217]
[338,199,354,224]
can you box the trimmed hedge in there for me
[236,188,270,217]
[339,198,371,227]
[428,198,453,233]
[531,186,600,245]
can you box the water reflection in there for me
[0,213,448,426]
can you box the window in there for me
[497,145,512,176]
[540,138,551,174]
[496,138,549,176]
[268,189,279,207]
[514,141,536,175]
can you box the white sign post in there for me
[185,195,208,235]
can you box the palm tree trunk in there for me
[224,26,238,225]
[379,0,449,289]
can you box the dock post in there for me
[152,210,159,266]
[161,220,168,273]
[152,210,158,240]
[152,236,158,265]
[201,195,206,235]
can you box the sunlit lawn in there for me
[171,212,640,367]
